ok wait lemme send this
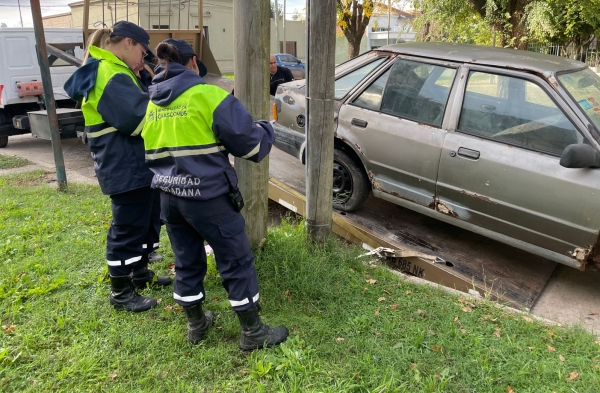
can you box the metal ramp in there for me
[267,147,557,310]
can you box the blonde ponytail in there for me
[83,28,126,62]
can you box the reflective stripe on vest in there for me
[142,84,230,160]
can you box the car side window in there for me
[458,71,584,156]
[334,57,387,100]
[352,69,391,111]
[380,60,456,127]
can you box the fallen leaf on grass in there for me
[589,312,598,316]
[390,304,399,310]
[239,370,248,376]
[406,290,412,295]
[528,347,535,350]
[460,328,467,334]
[461,307,472,313]
[336,337,345,342]
[362,288,368,295]
[417,309,425,315]
[559,355,565,362]
[566,371,579,382]
[109,374,117,380]
[156,298,162,304]
[383,290,391,295]
[257,238,267,250]
[374,310,380,316]
[167,263,175,269]
[174,306,183,312]
[548,329,557,338]
[522,316,533,323]
[164,305,173,310]
[507,386,515,393]
[432,345,442,352]
[378,297,386,302]
[547,345,556,352]
[493,327,502,338]
[366,279,377,285]
[410,363,417,368]
[2,324,16,334]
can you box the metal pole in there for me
[387,0,390,45]
[233,0,270,245]
[198,0,203,61]
[282,0,286,53]
[18,0,24,27]
[305,0,336,242]
[30,0,68,191]
[274,0,279,52]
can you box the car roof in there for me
[377,42,586,74]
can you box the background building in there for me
[42,0,307,73]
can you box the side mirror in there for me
[560,144,600,168]
[297,59,301,64]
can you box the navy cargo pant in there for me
[160,192,259,312]
[106,186,161,276]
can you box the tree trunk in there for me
[509,0,529,49]
[347,37,361,59]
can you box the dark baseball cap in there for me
[110,21,151,54]
[162,38,208,77]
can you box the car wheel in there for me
[0,135,8,148]
[333,148,370,212]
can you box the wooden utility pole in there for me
[305,0,336,242]
[233,0,270,245]
[30,0,68,191]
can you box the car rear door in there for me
[337,56,459,206]
[436,66,600,257]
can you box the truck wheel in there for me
[333,148,370,212]
[0,136,7,148]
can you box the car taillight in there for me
[272,103,278,121]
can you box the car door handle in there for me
[351,118,368,128]
[457,147,480,160]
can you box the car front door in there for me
[436,67,600,257]
[336,57,459,206]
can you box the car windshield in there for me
[558,68,600,131]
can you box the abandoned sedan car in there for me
[272,42,600,270]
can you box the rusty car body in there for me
[272,42,600,270]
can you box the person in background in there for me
[64,21,172,313]
[141,38,289,350]
[269,54,293,96]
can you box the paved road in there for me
[2,134,600,334]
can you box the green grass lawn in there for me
[0,154,31,170]
[1,171,599,392]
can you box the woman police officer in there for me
[64,21,171,313]
[141,39,288,350]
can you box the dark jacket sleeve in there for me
[284,67,294,81]
[212,94,274,163]
[96,73,149,136]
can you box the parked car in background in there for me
[272,42,600,270]
[275,53,305,79]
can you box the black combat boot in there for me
[236,306,289,351]
[148,251,164,263]
[132,256,173,289]
[109,275,157,312]
[183,304,215,344]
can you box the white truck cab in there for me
[0,28,84,148]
